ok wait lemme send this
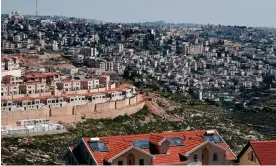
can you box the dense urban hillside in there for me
[2,92,273,165]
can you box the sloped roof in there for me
[149,134,166,145]
[103,141,133,161]
[250,140,276,165]
[77,130,235,165]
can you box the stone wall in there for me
[1,96,145,125]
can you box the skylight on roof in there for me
[203,134,223,143]
[132,139,150,149]
[89,141,109,152]
[167,137,184,146]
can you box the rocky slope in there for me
[1,93,272,165]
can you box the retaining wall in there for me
[1,98,145,125]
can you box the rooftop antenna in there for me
[36,0,38,17]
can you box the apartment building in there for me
[62,130,236,165]
[80,47,98,57]
[111,91,124,101]
[99,75,110,89]
[80,79,100,90]
[187,44,204,55]
[71,81,82,91]
[1,97,42,111]
[8,84,20,96]
[237,139,276,165]
[86,59,114,71]
[57,64,79,76]
[65,95,87,105]
[1,75,23,85]
[44,96,65,108]
[24,72,60,85]
[1,85,9,96]
[1,84,19,96]
[89,93,108,104]
[113,43,124,55]
[1,57,22,78]
[1,84,135,111]
[19,82,46,94]
[56,79,100,92]
[1,57,20,71]
[56,80,81,91]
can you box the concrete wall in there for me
[2,97,145,125]
[129,96,137,105]
[115,100,124,109]
[50,106,73,117]
[74,104,95,115]
[1,108,50,125]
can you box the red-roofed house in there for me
[62,130,236,165]
[24,72,60,85]
[237,139,276,165]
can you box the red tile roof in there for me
[250,140,276,165]
[103,141,133,161]
[78,130,235,165]
[149,134,166,145]
[24,72,60,79]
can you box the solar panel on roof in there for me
[203,134,223,143]
[89,141,109,152]
[132,139,150,148]
[167,137,184,146]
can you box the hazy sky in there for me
[2,0,276,27]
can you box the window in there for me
[248,151,256,162]
[118,161,123,165]
[139,159,144,165]
[213,153,218,161]
[193,155,198,162]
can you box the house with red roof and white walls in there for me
[237,139,276,165]
[62,129,236,165]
